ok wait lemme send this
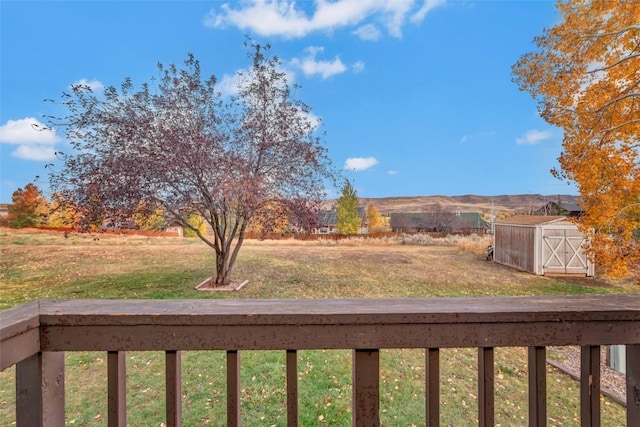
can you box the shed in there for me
[493,216,594,276]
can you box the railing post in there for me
[627,344,640,426]
[165,350,182,427]
[352,349,380,427]
[227,350,241,427]
[286,350,298,427]
[478,347,494,427]
[16,351,65,427]
[580,345,600,427]
[425,348,439,427]
[108,351,127,427]
[528,346,546,427]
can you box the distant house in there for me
[534,200,583,217]
[390,212,490,233]
[165,221,184,237]
[0,204,10,226]
[102,218,137,230]
[313,207,367,234]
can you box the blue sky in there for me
[0,0,574,203]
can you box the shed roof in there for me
[495,215,569,226]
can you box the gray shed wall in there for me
[494,224,536,274]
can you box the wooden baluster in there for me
[166,350,182,427]
[580,345,600,427]
[626,345,639,427]
[478,347,494,427]
[227,350,241,427]
[108,351,126,427]
[352,349,380,427]
[286,350,298,427]
[528,346,547,427]
[425,348,439,427]
[16,351,65,427]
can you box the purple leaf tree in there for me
[49,41,337,286]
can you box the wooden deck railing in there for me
[1,295,639,426]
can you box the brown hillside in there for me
[325,194,579,215]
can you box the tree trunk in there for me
[215,250,228,286]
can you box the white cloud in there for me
[72,78,104,92]
[217,72,244,97]
[204,1,314,38]
[11,145,57,161]
[0,118,61,145]
[352,60,366,73]
[460,130,494,143]
[353,23,381,41]
[0,117,62,162]
[411,0,446,23]
[381,1,413,37]
[205,0,445,39]
[297,108,322,130]
[516,129,552,145]
[344,156,378,171]
[290,46,347,79]
[387,170,399,176]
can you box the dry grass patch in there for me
[0,228,637,426]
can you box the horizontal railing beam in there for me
[38,321,640,351]
[0,301,40,371]
[26,296,640,352]
[35,295,640,325]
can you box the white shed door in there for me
[542,228,589,275]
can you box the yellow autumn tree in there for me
[183,210,207,238]
[513,0,640,279]
[246,201,290,234]
[47,193,80,228]
[365,203,383,232]
[336,180,360,235]
[133,200,166,231]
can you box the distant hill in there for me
[324,194,580,215]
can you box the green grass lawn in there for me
[0,228,636,426]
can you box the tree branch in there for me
[591,25,640,39]
[592,92,640,114]
[586,53,640,74]
[599,118,640,135]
